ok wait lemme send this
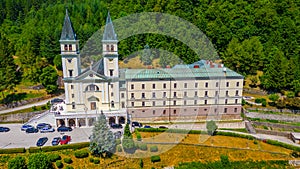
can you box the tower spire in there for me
[102,11,117,42]
[60,9,76,41]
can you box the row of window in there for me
[131,107,239,115]
[130,81,240,90]
[64,44,73,51]
[106,44,115,52]
[129,90,240,99]
[130,98,239,107]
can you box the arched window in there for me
[85,84,99,92]
[111,101,115,108]
[69,44,72,51]
[111,45,114,51]
[64,44,68,51]
[106,45,110,51]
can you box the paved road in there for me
[0,94,64,115]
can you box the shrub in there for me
[0,148,26,154]
[93,158,100,164]
[48,154,61,162]
[138,143,147,151]
[253,140,258,144]
[64,158,72,164]
[136,131,142,141]
[28,153,53,169]
[28,147,42,153]
[262,100,267,107]
[140,159,144,168]
[122,136,136,153]
[150,145,158,152]
[89,157,94,163]
[41,142,89,152]
[117,145,122,152]
[151,155,161,163]
[116,139,121,145]
[55,160,63,168]
[8,156,27,169]
[65,166,74,169]
[74,150,89,158]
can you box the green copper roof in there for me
[102,11,117,42]
[60,9,76,41]
[124,67,243,80]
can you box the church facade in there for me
[55,11,244,127]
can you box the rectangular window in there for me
[216,82,219,87]
[225,99,228,104]
[68,70,73,77]
[173,110,176,114]
[224,108,227,113]
[142,84,145,89]
[111,92,113,97]
[91,102,96,110]
[173,100,176,105]
[153,110,155,115]
[131,93,134,99]
[64,44,68,51]
[111,84,113,88]
[204,100,207,105]
[226,82,229,87]
[142,102,145,106]
[226,91,229,96]
[163,83,166,88]
[235,99,238,104]
[131,102,134,107]
[195,83,198,88]
[184,100,187,105]
[72,94,74,98]
[174,92,177,97]
[234,108,238,113]
[215,99,218,104]
[194,100,197,105]
[69,44,72,51]
[121,93,124,98]
[152,92,156,98]
[205,82,208,88]
[163,92,167,97]
[152,84,155,89]
[121,102,125,108]
[236,82,240,87]
[195,91,198,96]
[131,84,134,89]
[184,92,187,97]
[152,101,155,106]
[72,102,75,109]
[163,101,166,106]
[163,110,166,115]
[236,90,239,96]
[205,91,208,97]
[71,85,74,89]
[174,83,177,88]
[215,91,218,96]
[214,108,217,113]
[109,69,113,76]
[142,93,145,98]
[184,83,187,88]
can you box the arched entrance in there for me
[89,118,96,126]
[68,119,75,127]
[109,117,115,125]
[57,119,65,126]
[78,118,86,127]
[119,116,125,124]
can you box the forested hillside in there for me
[0,0,299,95]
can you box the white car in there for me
[40,126,55,133]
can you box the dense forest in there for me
[0,0,299,95]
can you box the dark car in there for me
[52,137,61,146]
[57,126,72,132]
[26,127,38,133]
[144,125,152,129]
[50,98,64,104]
[111,124,123,129]
[159,126,168,129]
[0,127,10,132]
[36,137,48,146]
[132,122,142,128]
[21,124,33,131]
[36,123,50,130]
[60,135,71,145]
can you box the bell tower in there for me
[60,9,81,78]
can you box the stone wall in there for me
[0,110,44,123]
[255,129,290,138]
[252,121,300,130]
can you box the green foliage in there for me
[268,94,279,103]
[39,66,58,94]
[266,140,300,152]
[139,159,144,169]
[117,145,122,152]
[115,139,121,145]
[55,160,63,168]
[287,91,295,98]
[28,153,53,169]
[138,143,147,151]
[93,158,100,164]
[124,123,132,138]
[8,156,27,169]
[89,113,116,157]
[206,120,218,136]
[253,140,258,144]
[136,131,142,141]
[65,166,74,169]
[122,136,136,153]
[48,154,61,162]
[150,145,158,152]
[220,155,230,167]
[151,155,161,163]
[89,157,94,163]
[74,150,89,158]
[63,158,72,164]
[53,55,62,70]
[0,147,26,154]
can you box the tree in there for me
[53,55,62,70]
[124,123,132,138]
[39,66,58,94]
[268,94,279,103]
[140,44,152,65]
[8,156,27,169]
[89,113,116,157]
[206,120,217,136]
[122,123,135,153]
[28,153,53,169]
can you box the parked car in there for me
[57,126,72,132]
[0,127,10,132]
[60,135,71,145]
[50,98,64,104]
[132,122,142,128]
[21,124,33,131]
[159,126,168,129]
[36,137,48,146]
[52,137,61,146]
[40,126,55,133]
[111,124,123,129]
[26,127,38,133]
[144,125,152,129]
[36,123,51,130]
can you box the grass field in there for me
[0,133,296,169]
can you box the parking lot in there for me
[0,124,123,149]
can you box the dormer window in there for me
[69,44,72,51]
[111,45,114,51]
[64,44,68,51]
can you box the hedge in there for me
[266,140,300,152]
[64,157,73,164]
[28,147,42,153]
[74,150,89,158]
[150,145,158,152]
[93,158,100,164]
[41,142,89,152]
[138,143,147,151]
[56,160,63,168]
[0,147,26,154]
[136,128,205,134]
[48,154,61,162]
[216,131,255,140]
[151,155,161,163]
[65,165,74,169]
